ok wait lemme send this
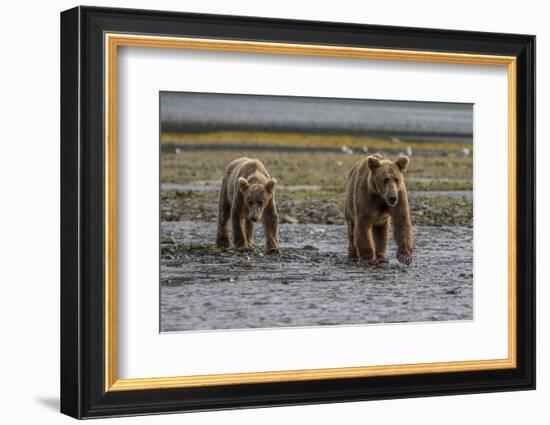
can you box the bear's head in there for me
[367,155,409,207]
[238,177,277,222]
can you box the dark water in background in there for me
[160,92,473,144]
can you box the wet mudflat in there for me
[160,221,473,332]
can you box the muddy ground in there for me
[161,185,473,227]
[161,221,473,332]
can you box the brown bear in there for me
[344,154,413,265]
[216,157,280,253]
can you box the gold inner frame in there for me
[104,33,517,392]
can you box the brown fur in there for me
[216,157,280,253]
[344,154,413,265]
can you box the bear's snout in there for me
[248,208,261,222]
[388,195,397,206]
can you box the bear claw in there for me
[236,245,255,253]
[359,258,378,266]
[397,252,412,265]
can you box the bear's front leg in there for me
[354,218,376,264]
[231,209,252,252]
[391,197,413,265]
[244,219,256,252]
[216,184,231,248]
[396,236,413,265]
[345,219,358,260]
[262,199,280,254]
[372,222,389,264]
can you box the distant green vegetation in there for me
[161,150,472,191]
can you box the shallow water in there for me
[160,221,473,332]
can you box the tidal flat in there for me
[161,221,473,332]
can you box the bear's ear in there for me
[395,156,409,172]
[266,178,277,194]
[367,155,381,172]
[238,177,250,193]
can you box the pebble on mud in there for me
[302,245,319,251]
[445,288,462,295]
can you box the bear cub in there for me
[344,154,413,265]
[216,157,280,253]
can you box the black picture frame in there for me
[61,5,535,419]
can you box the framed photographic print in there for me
[60,6,535,419]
